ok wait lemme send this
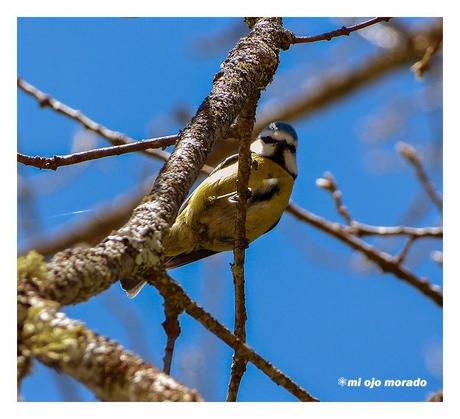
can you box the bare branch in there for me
[18,18,319,402]
[291,17,391,44]
[395,236,417,265]
[18,17,442,402]
[227,93,259,402]
[149,272,319,402]
[18,23,443,174]
[161,298,182,375]
[30,18,292,307]
[316,172,353,225]
[314,170,440,273]
[287,202,443,307]
[349,223,442,238]
[256,20,442,132]
[17,77,172,162]
[315,172,442,239]
[411,35,443,79]
[397,142,443,212]
[17,135,177,171]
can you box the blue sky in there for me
[18,17,442,402]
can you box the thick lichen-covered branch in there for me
[18,287,200,400]
[17,252,200,400]
[18,18,308,401]
[29,18,292,307]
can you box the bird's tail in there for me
[120,249,219,298]
[119,277,147,299]
[164,249,219,270]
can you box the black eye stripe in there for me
[261,135,296,150]
[261,136,278,144]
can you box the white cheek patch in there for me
[250,139,277,156]
[251,136,297,177]
[283,148,298,176]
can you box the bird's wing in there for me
[207,152,239,176]
[165,248,220,269]
[178,153,239,214]
[122,154,241,294]
[248,178,280,204]
[263,216,281,235]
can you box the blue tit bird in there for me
[121,121,298,297]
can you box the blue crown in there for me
[269,121,298,141]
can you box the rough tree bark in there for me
[18,17,297,401]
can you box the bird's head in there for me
[250,121,298,178]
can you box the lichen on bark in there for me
[18,17,297,401]
[19,293,201,401]
[34,17,293,307]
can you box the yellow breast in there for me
[164,153,294,255]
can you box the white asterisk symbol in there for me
[338,377,347,387]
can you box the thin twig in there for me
[226,94,259,402]
[395,236,417,265]
[397,142,443,212]
[17,135,177,170]
[148,272,319,402]
[18,21,437,178]
[17,17,442,404]
[161,298,182,375]
[287,202,442,307]
[316,172,353,225]
[18,21,442,176]
[255,20,442,132]
[17,77,173,162]
[20,18,318,402]
[315,171,442,240]
[291,17,391,44]
[315,171,439,272]
[411,35,443,79]
[348,222,442,238]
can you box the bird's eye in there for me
[287,144,296,153]
[261,136,277,144]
